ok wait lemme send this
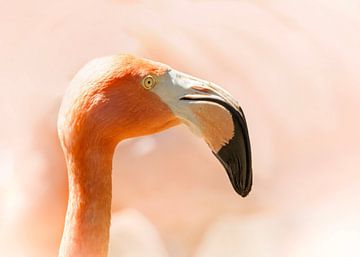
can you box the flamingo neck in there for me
[59,141,115,257]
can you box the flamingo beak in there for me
[179,87,252,197]
[153,70,253,197]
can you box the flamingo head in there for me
[58,54,252,197]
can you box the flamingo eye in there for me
[142,75,157,90]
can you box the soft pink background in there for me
[1,0,360,256]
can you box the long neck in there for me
[59,141,115,257]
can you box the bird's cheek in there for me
[189,103,234,152]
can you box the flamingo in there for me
[57,54,252,257]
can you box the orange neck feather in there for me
[59,138,114,257]
[58,55,178,257]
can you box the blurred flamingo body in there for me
[57,54,251,257]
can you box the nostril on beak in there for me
[191,85,212,94]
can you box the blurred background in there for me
[1,0,360,256]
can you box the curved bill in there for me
[153,69,253,197]
[180,93,252,197]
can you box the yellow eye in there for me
[142,75,157,90]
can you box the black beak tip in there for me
[233,177,252,197]
[233,165,253,197]
[212,108,253,198]
[214,152,253,197]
